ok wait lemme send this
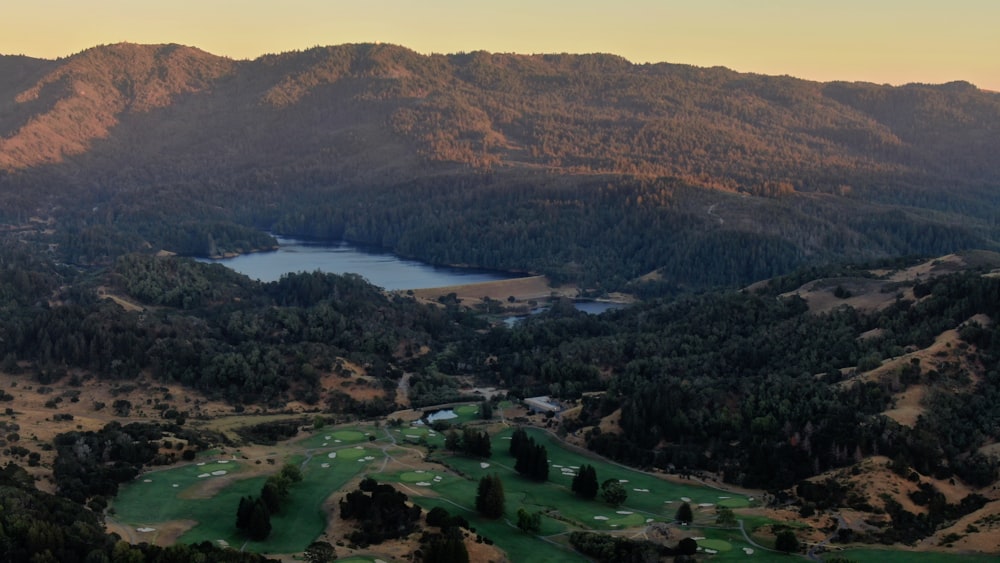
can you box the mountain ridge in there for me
[2,42,998,187]
[1,42,999,289]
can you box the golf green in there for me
[335,447,369,461]
[699,538,733,551]
[331,430,366,441]
[717,497,751,508]
[454,405,479,415]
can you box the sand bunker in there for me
[681,497,691,502]
[480,462,490,469]
[416,482,431,486]
[198,473,210,478]
[616,510,633,515]
[593,516,609,521]
[211,470,227,476]
[321,463,330,468]
[137,527,155,533]
[328,452,337,459]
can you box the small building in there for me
[524,395,562,414]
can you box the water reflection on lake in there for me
[203,236,524,290]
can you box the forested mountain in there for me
[1,43,999,289]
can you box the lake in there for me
[204,236,524,290]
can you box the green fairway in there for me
[413,496,584,563]
[297,427,377,449]
[114,439,383,554]
[454,404,479,416]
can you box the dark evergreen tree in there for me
[475,474,505,518]
[510,427,528,458]
[236,495,255,531]
[445,429,462,452]
[247,498,272,540]
[676,501,694,524]
[572,464,599,499]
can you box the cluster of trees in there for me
[568,531,696,562]
[422,506,472,563]
[510,428,549,481]
[52,421,205,507]
[339,478,422,546]
[0,252,481,407]
[444,427,491,458]
[474,474,505,519]
[235,464,304,540]
[465,268,1000,493]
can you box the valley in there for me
[1,40,1000,563]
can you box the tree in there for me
[600,479,628,507]
[445,429,462,452]
[475,474,505,518]
[247,498,272,540]
[303,540,336,563]
[571,464,599,499]
[423,536,469,563]
[775,529,800,553]
[516,508,542,534]
[480,400,493,420]
[676,537,698,556]
[236,495,254,530]
[715,506,736,527]
[510,427,528,458]
[676,501,694,524]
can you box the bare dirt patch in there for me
[408,275,578,308]
[883,385,926,427]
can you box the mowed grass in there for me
[477,428,749,524]
[393,426,755,562]
[826,550,1000,563]
[413,496,584,563]
[115,442,384,554]
[296,426,379,449]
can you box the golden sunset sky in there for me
[3,0,998,90]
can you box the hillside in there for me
[1,43,999,289]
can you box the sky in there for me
[3,0,998,91]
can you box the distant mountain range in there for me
[1,43,999,287]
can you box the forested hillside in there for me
[1,43,999,289]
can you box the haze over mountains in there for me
[2,42,999,288]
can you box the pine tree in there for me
[475,474,505,518]
[676,501,693,524]
[247,498,272,540]
[236,495,254,530]
[572,464,599,499]
[510,427,528,458]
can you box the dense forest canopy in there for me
[0,43,998,289]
